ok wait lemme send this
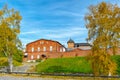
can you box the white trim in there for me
[50,46,53,51]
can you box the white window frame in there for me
[63,48,65,52]
[31,47,34,52]
[37,55,40,59]
[43,46,46,51]
[38,47,40,51]
[31,55,34,59]
[60,48,62,52]
[50,46,53,51]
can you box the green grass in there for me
[111,55,120,74]
[36,57,92,73]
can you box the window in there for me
[40,41,44,44]
[24,53,28,58]
[63,48,65,52]
[60,48,62,52]
[37,55,40,59]
[43,47,46,51]
[42,41,44,44]
[38,47,40,51]
[77,45,79,47]
[40,42,42,44]
[31,55,34,59]
[31,47,34,52]
[50,46,53,51]
[24,53,28,55]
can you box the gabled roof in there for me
[26,38,66,48]
[75,43,91,46]
[66,48,90,52]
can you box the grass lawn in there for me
[36,57,92,73]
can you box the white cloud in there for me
[20,26,87,39]
[21,31,39,35]
[45,27,87,39]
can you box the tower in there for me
[67,38,74,48]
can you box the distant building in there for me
[67,38,91,51]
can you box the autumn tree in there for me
[0,5,22,72]
[85,2,120,76]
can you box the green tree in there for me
[85,2,120,76]
[0,5,22,72]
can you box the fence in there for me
[0,71,120,79]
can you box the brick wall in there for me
[108,48,120,55]
[23,39,120,62]
[24,39,65,61]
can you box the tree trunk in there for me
[8,55,13,73]
[108,72,111,76]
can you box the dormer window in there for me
[40,41,44,44]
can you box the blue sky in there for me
[0,0,119,47]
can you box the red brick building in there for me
[24,39,66,62]
[23,38,120,62]
[24,38,92,62]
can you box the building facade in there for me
[24,38,92,62]
[24,39,66,62]
[67,38,91,51]
[23,38,120,62]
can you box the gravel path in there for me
[0,74,82,80]
[0,75,56,80]
[13,62,38,72]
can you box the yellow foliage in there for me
[0,5,22,71]
[0,57,8,66]
[85,2,120,76]
[0,10,3,16]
